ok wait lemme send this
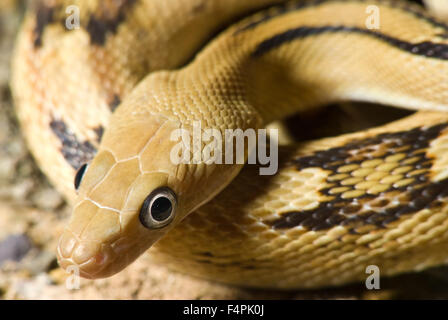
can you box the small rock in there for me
[31,187,64,210]
[9,179,34,200]
[49,268,69,285]
[22,250,57,276]
[0,234,32,266]
[0,157,16,180]
[9,273,53,300]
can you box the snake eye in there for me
[74,163,88,191]
[139,187,177,229]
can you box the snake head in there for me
[56,113,180,278]
[56,82,243,279]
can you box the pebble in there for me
[0,234,32,266]
[22,250,57,276]
[31,188,64,210]
[0,157,16,180]
[9,180,34,200]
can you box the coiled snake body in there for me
[11,0,448,289]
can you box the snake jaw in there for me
[56,198,170,279]
[56,229,117,279]
[56,218,164,279]
[57,227,170,279]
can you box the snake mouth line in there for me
[57,223,150,279]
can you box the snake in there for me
[10,0,448,289]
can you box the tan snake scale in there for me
[10,0,448,288]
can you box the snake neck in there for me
[171,0,448,127]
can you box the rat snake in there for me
[11,0,448,289]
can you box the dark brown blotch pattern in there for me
[268,123,448,232]
[94,126,105,143]
[32,0,138,48]
[109,94,121,112]
[50,119,97,170]
[86,0,137,45]
[33,1,56,47]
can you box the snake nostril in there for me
[93,252,107,265]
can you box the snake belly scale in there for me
[11,0,448,289]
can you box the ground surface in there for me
[2,1,448,300]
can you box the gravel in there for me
[0,234,32,265]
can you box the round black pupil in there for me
[150,197,172,221]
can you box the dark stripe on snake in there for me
[94,126,105,143]
[109,95,122,112]
[191,1,207,14]
[268,123,448,232]
[86,0,138,45]
[252,25,448,60]
[50,119,97,170]
[234,0,325,34]
[33,2,56,47]
[198,251,215,257]
[235,0,447,35]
